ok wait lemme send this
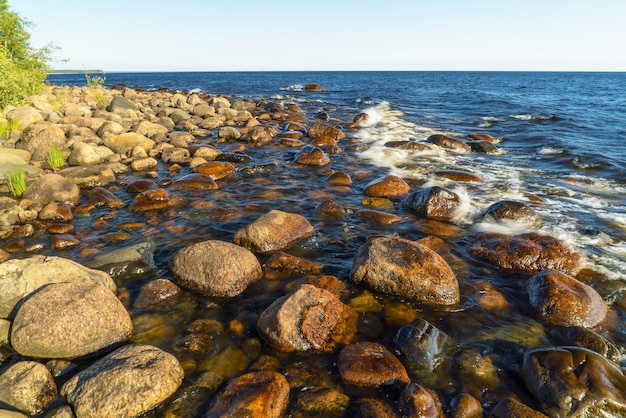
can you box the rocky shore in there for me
[0,83,624,417]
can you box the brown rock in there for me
[296,387,350,416]
[57,165,117,188]
[234,210,314,254]
[11,282,132,358]
[295,145,331,165]
[468,133,499,143]
[17,122,67,161]
[489,397,547,418]
[104,132,155,155]
[351,236,460,306]
[309,119,345,140]
[481,200,542,227]
[61,344,184,418]
[404,186,461,222]
[88,187,125,208]
[133,278,181,310]
[399,383,444,418]
[172,173,219,190]
[131,156,159,171]
[169,240,262,298]
[240,125,275,143]
[338,341,410,389]
[350,398,398,418]
[468,232,585,275]
[433,169,483,183]
[204,371,290,418]
[363,175,411,198]
[522,346,626,417]
[450,393,483,418]
[0,361,57,415]
[257,284,358,353]
[384,140,433,151]
[128,188,185,212]
[50,234,80,250]
[327,171,352,185]
[38,201,73,222]
[263,251,323,279]
[191,161,237,179]
[526,269,607,327]
[315,199,347,220]
[125,179,157,193]
[355,209,403,225]
[426,133,471,153]
[304,83,326,92]
[22,173,81,206]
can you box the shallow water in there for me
[22,71,626,414]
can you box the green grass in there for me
[6,168,27,198]
[0,119,21,140]
[46,146,66,170]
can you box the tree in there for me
[0,0,56,109]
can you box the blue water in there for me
[48,71,626,279]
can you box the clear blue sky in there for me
[10,0,626,72]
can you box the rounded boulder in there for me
[234,209,314,254]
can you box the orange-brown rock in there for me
[315,199,347,220]
[355,209,403,225]
[351,236,460,306]
[133,278,181,310]
[327,171,352,185]
[234,210,314,254]
[51,234,80,250]
[171,173,219,190]
[191,161,237,180]
[489,397,547,418]
[468,133,499,143]
[404,186,461,222]
[433,169,483,183]
[304,83,326,92]
[295,145,330,166]
[363,175,411,198]
[38,202,73,222]
[125,180,157,193]
[88,187,125,209]
[350,398,398,417]
[308,119,345,140]
[263,251,323,279]
[128,189,185,212]
[385,140,433,151]
[481,200,542,228]
[204,371,290,418]
[468,232,585,275]
[399,383,444,418]
[426,134,471,153]
[338,341,410,389]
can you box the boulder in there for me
[106,96,138,112]
[204,371,289,418]
[11,282,132,358]
[354,209,403,225]
[304,83,326,92]
[526,269,607,327]
[169,240,262,298]
[522,346,626,417]
[0,361,56,415]
[84,241,156,278]
[399,383,444,418]
[468,232,585,275]
[426,134,471,153]
[68,141,114,165]
[547,325,622,363]
[469,140,498,153]
[0,255,115,319]
[384,140,433,151]
[309,119,345,140]
[363,175,411,198]
[134,120,169,137]
[489,397,547,418]
[58,164,117,188]
[393,318,450,375]
[61,344,184,418]
[22,173,80,205]
[128,188,185,212]
[88,186,125,209]
[433,169,483,183]
[16,123,67,161]
[295,387,350,416]
[191,161,237,179]
[263,251,323,279]
[104,132,155,155]
[351,236,460,306]
[404,186,461,222]
[133,278,181,310]
[338,341,410,389]
[172,173,219,190]
[294,145,331,166]
[38,201,73,222]
[481,200,542,228]
[234,209,314,254]
[7,107,44,129]
[95,120,125,138]
[257,284,358,352]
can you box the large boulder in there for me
[0,255,115,319]
[6,107,44,129]
[11,282,132,358]
[426,134,471,153]
[58,164,117,188]
[308,119,345,140]
[204,371,290,418]
[338,341,410,390]
[68,141,114,166]
[481,200,542,228]
[404,186,462,222]
[257,284,358,353]
[0,361,57,416]
[363,175,411,198]
[468,232,585,275]
[103,132,155,155]
[22,173,80,205]
[522,346,626,417]
[169,240,262,298]
[526,269,607,327]
[61,344,184,418]
[16,122,66,161]
[234,210,314,254]
[351,236,460,306]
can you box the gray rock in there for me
[68,141,114,165]
[16,123,66,161]
[0,255,116,319]
[6,107,44,129]
[233,210,314,254]
[106,96,138,112]
[481,200,542,228]
[84,241,156,278]
[22,173,80,205]
[394,318,450,375]
[169,240,262,298]
[351,236,460,306]
[61,344,184,418]
[95,120,125,138]
[11,282,132,358]
[103,132,155,156]
[57,164,116,188]
[0,361,57,415]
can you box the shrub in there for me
[86,72,107,109]
[6,166,26,197]
[46,145,65,169]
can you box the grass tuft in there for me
[6,167,27,198]
[46,146,66,170]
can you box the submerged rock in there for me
[522,346,626,417]
[526,269,608,327]
[468,232,586,275]
[61,344,184,418]
[426,133,471,153]
[399,382,444,418]
[338,341,410,390]
[257,284,357,353]
[84,241,156,278]
[404,186,462,222]
[11,282,132,358]
[393,318,450,375]
[351,236,460,306]
[169,240,262,298]
[127,188,185,212]
[363,175,411,198]
[234,209,314,254]
[481,200,542,228]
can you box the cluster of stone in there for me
[0,83,621,417]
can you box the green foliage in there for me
[0,0,57,109]
[6,166,26,197]
[85,72,107,109]
[85,72,106,88]
[46,145,65,169]
[0,118,19,139]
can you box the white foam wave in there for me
[481,116,504,122]
[280,84,303,92]
[511,114,533,120]
[539,147,564,155]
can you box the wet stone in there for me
[263,251,323,279]
[326,170,352,185]
[399,382,444,418]
[294,275,349,299]
[547,325,622,363]
[355,209,403,225]
[84,241,156,279]
[88,186,125,208]
[384,140,433,151]
[522,346,626,417]
[22,173,80,206]
[191,160,237,179]
[128,188,185,212]
[171,173,219,190]
[469,140,498,153]
[295,387,350,417]
[363,174,411,198]
[426,133,471,153]
[50,234,80,250]
[349,398,398,418]
[526,269,608,327]
[215,151,252,163]
[403,186,461,222]
[308,119,345,140]
[38,201,73,222]
[240,162,279,177]
[315,199,347,220]
[449,393,483,418]
[295,145,331,166]
[481,200,542,228]
[351,236,460,306]
[489,397,547,418]
[234,209,314,254]
[203,371,290,418]
[393,318,450,376]
[0,361,57,415]
[338,341,410,391]
[125,179,157,193]
[46,223,73,234]
[433,169,484,183]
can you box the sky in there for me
[10,0,626,72]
